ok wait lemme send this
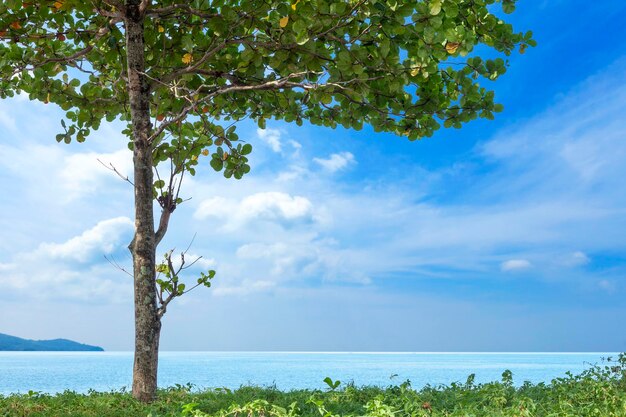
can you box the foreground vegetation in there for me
[1,355,625,417]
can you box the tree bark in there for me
[125,0,160,403]
[130,141,160,403]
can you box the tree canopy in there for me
[1,0,532,178]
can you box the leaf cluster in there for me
[155,249,216,318]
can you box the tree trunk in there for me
[130,140,161,403]
[125,1,160,403]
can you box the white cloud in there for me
[236,242,288,259]
[60,149,132,199]
[276,165,308,182]
[241,192,313,220]
[563,251,590,267]
[0,217,134,302]
[0,112,16,131]
[0,96,30,130]
[212,279,276,296]
[0,263,15,272]
[480,61,626,205]
[598,279,616,293]
[0,142,132,205]
[236,241,316,277]
[37,217,133,263]
[313,152,355,172]
[257,128,283,152]
[501,259,532,272]
[188,256,217,270]
[194,191,315,229]
[193,196,232,219]
[256,128,301,155]
[233,236,373,286]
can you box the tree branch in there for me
[154,208,171,247]
[11,22,120,74]
[90,0,124,18]
[148,72,318,141]
[146,4,220,19]
[139,0,150,14]
[156,38,246,86]
[156,251,181,318]
[104,254,132,277]
[101,0,125,12]
[97,159,134,186]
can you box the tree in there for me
[0,0,533,402]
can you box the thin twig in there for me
[182,233,197,255]
[98,159,134,186]
[104,254,132,277]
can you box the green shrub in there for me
[1,354,625,417]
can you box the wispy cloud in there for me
[0,111,17,131]
[562,251,590,267]
[313,152,355,172]
[60,149,132,200]
[212,279,276,296]
[0,217,133,302]
[194,191,316,231]
[501,259,532,272]
[257,128,283,152]
[36,217,133,263]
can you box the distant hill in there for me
[0,333,104,351]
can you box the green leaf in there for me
[379,40,390,58]
[502,0,516,14]
[323,377,341,390]
[429,0,442,15]
[210,158,223,171]
[241,143,253,155]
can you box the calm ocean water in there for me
[0,352,616,395]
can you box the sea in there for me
[0,352,617,395]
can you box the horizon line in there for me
[33,351,620,355]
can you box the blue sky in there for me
[1,0,626,351]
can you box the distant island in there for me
[0,333,104,351]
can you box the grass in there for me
[1,354,625,417]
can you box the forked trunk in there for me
[125,1,161,402]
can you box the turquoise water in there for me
[0,352,616,395]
